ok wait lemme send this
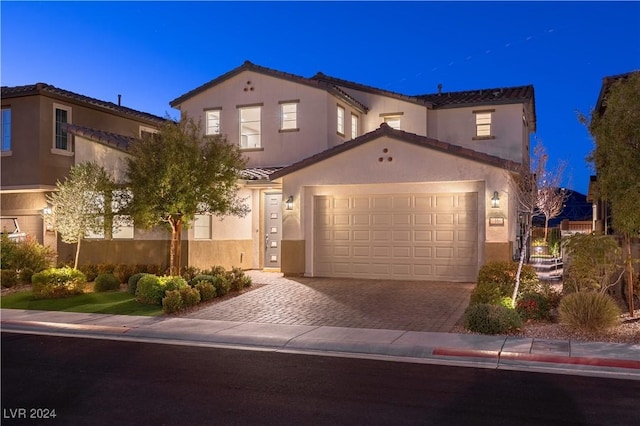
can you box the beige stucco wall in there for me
[187,239,253,270]
[427,104,527,164]
[75,137,131,183]
[278,136,516,276]
[335,87,428,136]
[174,70,334,168]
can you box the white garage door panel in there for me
[314,193,478,281]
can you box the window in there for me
[239,106,261,149]
[205,109,221,135]
[473,109,494,138]
[337,105,345,135]
[1,108,10,152]
[53,104,72,153]
[280,102,298,131]
[139,126,158,139]
[351,114,358,139]
[194,214,212,239]
[112,215,134,239]
[383,116,401,130]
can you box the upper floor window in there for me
[380,112,403,130]
[239,105,261,149]
[205,109,221,135]
[1,108,11,153]
[473,109,494,139]
[280,101,298,131]
[139,126,158,139]
[53,103,72,154]
[337,105,345,135]
[351,114,358,139]
[383,116,401,130]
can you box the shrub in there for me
[1,269,18,288]
[180,266,201,282]
[114,264,137,284]
[195,281,216,301]
[559,292,621,332]
[97,263,117,275]
[17,267,35,284]
[470,261,539,306]
[180,286,201,308]
[135,274,164,305]
[227,267,252,292]
[563,234,623,294]
[128,273,149,295]
[463,303,523,335]
[94,273,121,292]
[213,275,231,297]
[159,276,189,292]
[162,290,183,314]
[1,234,55,277]
[79,264,100,282]
[516,292,552,321]
[31,267,87,299]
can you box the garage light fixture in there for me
[285,195,294,210]
[491,191,500,208]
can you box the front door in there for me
[264,193,282,269]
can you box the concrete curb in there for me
[1,309,639,381]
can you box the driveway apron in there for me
[184,271,474,332]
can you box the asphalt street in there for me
[2,333,638,426]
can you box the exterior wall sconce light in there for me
[42,205,54,231]
[491,191,500,208]
[285,195,294,210]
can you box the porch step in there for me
[529,257,563,281]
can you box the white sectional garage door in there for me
[314,193,478,281]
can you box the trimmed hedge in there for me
[135,275,164,305]
[94,273,121,292]
[31,267,87,299]
[463,303,523,335]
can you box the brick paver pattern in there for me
[184,271,474,332]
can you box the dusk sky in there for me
[2,1,638,194]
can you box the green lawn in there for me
[0,290,163,316]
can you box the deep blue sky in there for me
[2,1,639,194]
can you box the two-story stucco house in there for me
[170,61,536,281]
[1,83,167,265]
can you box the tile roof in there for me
[64,124,284,180]
[64,123,136,152]
[310,72,433,107]
[170,61,368,113]
[1,83,167,124]
[241,167,286,181]
[595,70,639,115]
[270,123,521,180]
[416,85,534,108]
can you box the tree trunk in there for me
[168,217,183,276]
[544,217,549,241]
[624,235,635,316]
[512,221,531,308]
[74,237,82,270]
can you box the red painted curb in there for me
[433,347,640,370]
[432,347,499,359]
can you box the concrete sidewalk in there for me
[2,308,639,381]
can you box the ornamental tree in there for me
[125,115,249,275]
[583,71,640,316]
[46,162,121,269]
[509,141,566,307]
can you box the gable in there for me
[271,124,519,182]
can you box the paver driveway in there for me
[184,271,475,332]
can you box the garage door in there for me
[314,193,478,281]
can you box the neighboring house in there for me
[170,61,537,281]
[0,83,167,265]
